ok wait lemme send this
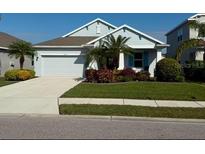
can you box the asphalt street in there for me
[0,114,205,139]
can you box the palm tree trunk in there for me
[20,55,25,70]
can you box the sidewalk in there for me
[59,98,205,108]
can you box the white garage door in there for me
[42,55,85,77]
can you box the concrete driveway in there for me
[0,77,81,114]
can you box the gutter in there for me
[0,46,9,50]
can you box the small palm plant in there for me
[8,40,35,69]
[103,35,132,69]
[176,20,205,62]
[85,41,108,69]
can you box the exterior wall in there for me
[124,49,158,77]
[94,28,156,48]
[190,16,205,39]
[34,48,87,76]
[166,23,190,61]
[70,21,115,37]
[189,16,205,61]
[167,15,205,63]
[0,49,33,76]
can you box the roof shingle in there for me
[35,36,98,46]
[0,32,21,48]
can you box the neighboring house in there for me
[166,14,205,63]
[34,18,168,77]
[0,32,34,76]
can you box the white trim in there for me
[33,45,85,48]
[0,46,8,50]
[62,18,117,37]
[40,53,86,56]
[188,13,205,20]
[87,24,166,45]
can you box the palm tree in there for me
[85,41,108,69]
[8,40,35,69]
[86,35,132,69]
[103,35,132,69]
[176,20,205,62]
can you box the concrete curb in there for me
[1,113,205,124]
[59,98,205,108]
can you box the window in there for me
[177,28,183,42]
[134,53,143,68]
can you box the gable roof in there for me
[0,32,21,49]
[87,24,166,45]
[62,18,117,37]
[34,36,98,47]
[165,13,205,36]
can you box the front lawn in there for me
[61,82,205,101]
[0,77,17,87]
[59,104,205,119]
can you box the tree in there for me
[8,40,35,69]
[85,40,108,69]
[86,35,132,69]
[103,35,132,69]
[176,20,205,62]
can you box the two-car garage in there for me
[34,36,98,77]
[41,55,85,77]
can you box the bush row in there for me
[4,69,35,81]
[85,68,150,83]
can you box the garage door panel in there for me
[42,56,85,77]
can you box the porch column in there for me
[156,49,162,62]
[118,52,125,70]
[195,51,204,61]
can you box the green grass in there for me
[59,104,205,119]
[61,82,205,101]
[0,77,17,87]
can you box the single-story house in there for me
[0,32,33,76]
[34,18,169,77]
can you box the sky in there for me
[0,13,194,44]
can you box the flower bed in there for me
[85,68,150,83]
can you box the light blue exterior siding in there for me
[70,22,115,37]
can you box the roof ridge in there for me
[87,24,165,45]
[62,18,117,37]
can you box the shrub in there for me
[184,67,205,82]
[16,70,32,81]
[4,69,19,81]
[96,69,113,83]
[112,69,122,82]
[25,69,35,77]
[85,69,97,82]
[186,60,205,68]
[120,68,136,81]
[116,75,133,82]
[4,69,35,81]
[136,71,150,81]
[175,75,185,82]
[156,58,183,82]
